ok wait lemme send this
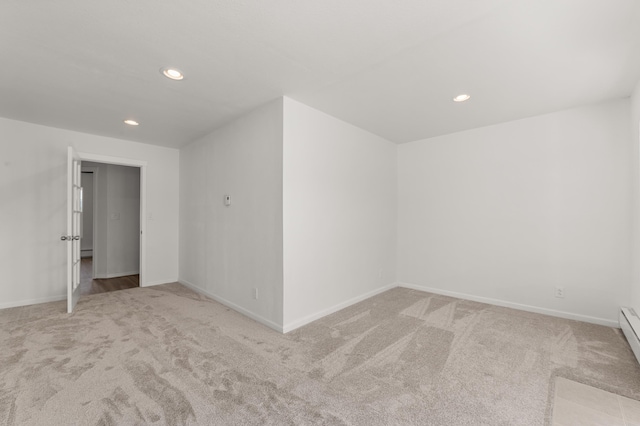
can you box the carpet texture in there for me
[1,284,639,425]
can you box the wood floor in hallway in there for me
[80,257,139,295]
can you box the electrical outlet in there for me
[378,269,383,279]
[253,288,258,300]
[555,286,565,298]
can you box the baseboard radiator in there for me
[620,307,640,365]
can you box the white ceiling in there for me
[1,0,639,148]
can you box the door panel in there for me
[67,146,82,313]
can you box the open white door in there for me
[65,146,82,313]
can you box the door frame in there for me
[77,152,148,287]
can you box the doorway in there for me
[80,164,141,295]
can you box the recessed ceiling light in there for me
[124,119,139,126]
[453,94,471,102]
[161,67,184,80]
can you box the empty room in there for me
[2,1,640,425]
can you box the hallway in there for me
[80,257,138,295]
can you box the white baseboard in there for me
[178,279,283,333]
[397,282,618,328]
[0,294,67,310]
[282,282,398,334]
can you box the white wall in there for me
[179,99,284,329]
[0,117,179,308]
[398,99,631,326]
[631,81,640,313]
[179,97,397,332]
[282,97,397,331]
[80,171,94,255]
[3,93,632,331]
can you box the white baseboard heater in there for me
[620,307,640,365]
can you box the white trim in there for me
[397,282,619,328]
[282,282,398,333]
[179,280,283,332]
[0,294,66,310]
[139,164,147,287]
[79,153,146,167]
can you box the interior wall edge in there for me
[398,281,619,328]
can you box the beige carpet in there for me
[1,284,639,425]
